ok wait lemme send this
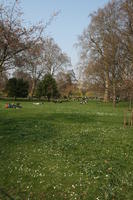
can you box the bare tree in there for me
[16,37,71,97]
[43,37,71,76]
[77,7,111,102]
[16,40,46,97]
[77,0,128,106]
[0,0,44,75]
[0,0,61,97]
[56,70,77,97]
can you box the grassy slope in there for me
[0,101,133,200]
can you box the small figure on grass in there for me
[80,97,88,104]
[5,102,22,109]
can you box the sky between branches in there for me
[9,0,109,68]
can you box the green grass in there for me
[0,101,133,200]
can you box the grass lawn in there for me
[0,100,133,200]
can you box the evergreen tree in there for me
[5,78,29,98]
[36,74,59,101]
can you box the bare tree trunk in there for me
[130,110,133,126]
[129,95,132,111]
[113,81,116,107]
[0,72,2,94]
[29,79,36,98]
[124,110,127,128]
[104,71,109,102]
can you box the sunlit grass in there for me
[0,101,133,199]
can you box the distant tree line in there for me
[77,0,133,107]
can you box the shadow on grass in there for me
[0,112,121,142]
[44,112,96,124]
[0,188,15,200]
[43,112,121,126]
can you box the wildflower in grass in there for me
[72,184,75,189]
[94,176,99,179]
[107,167,112,172]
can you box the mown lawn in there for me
[0,101,133,200]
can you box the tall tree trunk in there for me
[0,72,2,94]
[129,95,132,111]
[30,79,36,98]
[104,71,109,102]
[113,81,116,108]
